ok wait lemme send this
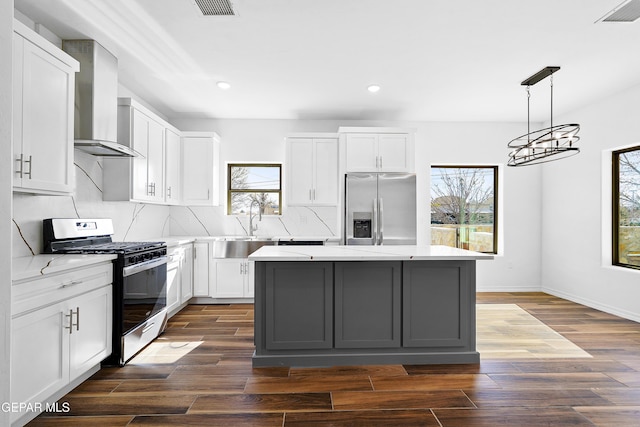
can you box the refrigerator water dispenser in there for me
[353,212,372,238]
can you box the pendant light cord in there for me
[527,85,531,144]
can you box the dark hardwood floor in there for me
[29,293,640,426]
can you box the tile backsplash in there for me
[12,152,171,257]
[12,151,338,258]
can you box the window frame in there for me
[612,145,640,270]
[430,165,499,254]
[226,163,282,216]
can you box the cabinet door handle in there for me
[64,308,79,333]
[15,154,23,178]
[25,155,32,178]
[64,309,73,333]
[375,156,379,169]
[167,186,172,198]
[379,156,383,169]
[313,189,316,200]
[240,263,244,275]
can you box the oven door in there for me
[122,256,167,335]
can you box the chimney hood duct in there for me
[62,40,140,157]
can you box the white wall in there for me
[541,83,640,322]
[172,117,543,291]
[1,1,13,423]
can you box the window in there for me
[227,164,282,215]
[613,146,640,269]
[430,166,498,254]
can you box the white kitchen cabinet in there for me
[165,128,182,205]
[11,260,113,425]
[166,243,194,317]
[192,241,210,297]
[181,244,194,303]
[211,258,253,298]
[166,253,181,315]
[287,135,338,206]
[68,285,112,380]
[12,20,79,195]
[341,128,414,173]
[103,98,167,203]
[181,132,220,206]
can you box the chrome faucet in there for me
[249,199,262,236]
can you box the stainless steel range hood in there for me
[62,40,140,157]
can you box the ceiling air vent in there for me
[192,0,236,16]
[598,0,640,22]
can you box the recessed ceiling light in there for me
[217,81,231,90]
[367,84,381,93]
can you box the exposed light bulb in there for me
[367,84,380,93]
[217,81,231,90]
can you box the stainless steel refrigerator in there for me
[345,173,416,245]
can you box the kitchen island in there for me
[249,245,493,367]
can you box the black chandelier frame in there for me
[507,66,580,167]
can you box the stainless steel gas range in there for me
[43,218,167,366]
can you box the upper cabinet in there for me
[164,128,181,205]
[286,134,338,206]
[12,20,79,195]
[340,127,415,173]
[104,98,174,204]
[181,132,220,206]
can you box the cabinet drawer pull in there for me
[142,322,155,333]
[62,280,83,288]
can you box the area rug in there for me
[476,304,591,359]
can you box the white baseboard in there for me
[542,286,640,323]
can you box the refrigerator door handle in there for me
[372,198,378,245]
[379,198,384,245]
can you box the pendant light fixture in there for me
[507,66,580,167]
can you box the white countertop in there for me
[157,235,340,243]
[249,245,494,261]
[13,254,117,283]
[148,236,197,246]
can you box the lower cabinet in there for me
[192,242,210,297]
[68,286,113,380]
[11,261,113,424]
[211,258,254,298]
[402,261,471,348]
[334,262,401,348]
[181,244,194,303]
[264,262,333,350]
[166,243,194,317]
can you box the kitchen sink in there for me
[213,237,275,258]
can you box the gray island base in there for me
[249,245,493,368]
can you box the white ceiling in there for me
[13,0,640,122]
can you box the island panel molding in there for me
[251,245,489,367]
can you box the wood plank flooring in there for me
[29,293,640,426]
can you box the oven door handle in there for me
[122,256,167,278]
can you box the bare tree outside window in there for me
[228,164,281,215]
[613,147,640,268]
[431,166,497,253]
